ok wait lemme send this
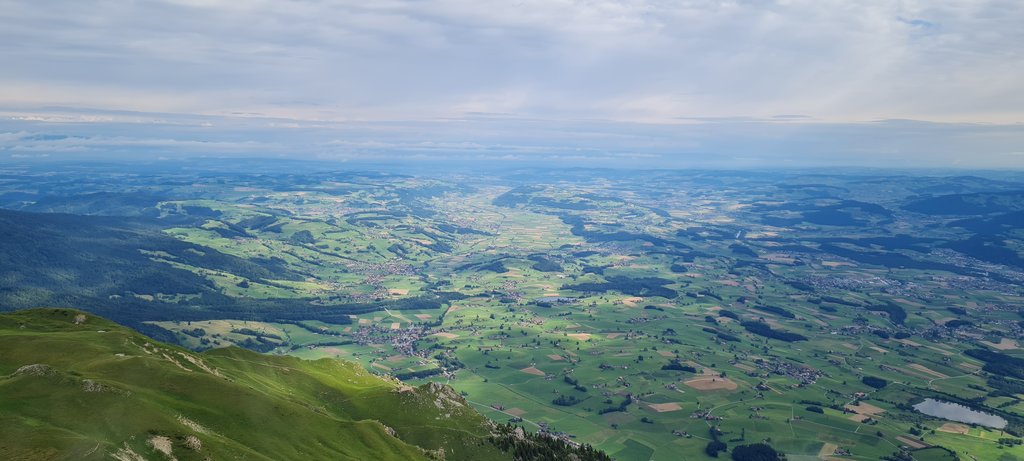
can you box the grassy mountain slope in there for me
[0,308,511,461]
[0,208,299,307]
[0,209,469,342]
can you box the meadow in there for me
[2,163,1023,460]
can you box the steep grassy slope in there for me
[0,308,510,461]
[0,209,304,320]
[0,209,468,342]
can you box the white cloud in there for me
[0,1,1023,167]
[1,0,1022,123]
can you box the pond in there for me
[913,399,1007,429]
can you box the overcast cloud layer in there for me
[1,0,1023,168]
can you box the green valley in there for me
[1,160,1023,461]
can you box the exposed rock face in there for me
[14,363,58,376]
[148,435,176,460]
[426,381,465,410]
[184,435,202,451]
[110,443,146,461]
[15,364,127,395]
[177,415,210,434]
[423,447,446,460]
[81,378,129,395]
[81,379,109,392]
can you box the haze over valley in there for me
[2,2,1023,461]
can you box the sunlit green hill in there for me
[0,308,604,461]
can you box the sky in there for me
[1,0,1023,168]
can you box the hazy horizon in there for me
[3,1,1024,169]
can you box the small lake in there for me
[913,399,1007,429]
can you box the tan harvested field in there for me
[414,314,433,320]
[982,338,1019,350]
[153,319,288,340]
[658,351,676,357]
[543,293,561,297]
[818,442,838,458]
[848,414,870,423]
[957,362,981,371]
[605,333,623,339]
[504,408,526,417]
[841,343,858,350]
[869,346,888,354]
[683,376,738,391]
[748,308,782,319]
[547,354,564,361]
[342,326,352,333]
[520,366,546,376]
[897,367,933,381]
[761,253,795,264]
[430,332,458,339]
[622,297,643,307]
[938,423,970,434]
[717,279,740,287]
[388,288,409,296]
[647,402,682,413]
[390,322,400,330]
[925,345,955,356]
[567,333,593,341]
[358,318,370,325]
[896,436,928,449]
[734,363,756,372]
[845,402,885,416]
[892,297,925,308]
[321,347,345,356]
[821,261,854,267]
[387,311,412,323]
[908,364,948,379]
